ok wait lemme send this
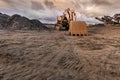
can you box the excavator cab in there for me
[55,8,75,31]
[54,16,69,30]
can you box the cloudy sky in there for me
[0,0,120,24]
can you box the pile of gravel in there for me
[0,13,49,31]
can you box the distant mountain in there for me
[0,12,49,31]
[39,17,56,24]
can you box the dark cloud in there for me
[2,0,29,8]
[2,0,15,7]
[92,0,112,6]
[44,0,55,9]
[72,1,81,9]
[31,1,45,10]
[3,0,14,3]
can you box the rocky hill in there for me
[0,13,49,30]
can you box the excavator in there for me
[54,8,76,30]
[55,8,88,36]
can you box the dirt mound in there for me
[30,19,49,30]
[0,13,49,31]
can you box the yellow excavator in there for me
[55,8,88,36]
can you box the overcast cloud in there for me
[0,0,120,24]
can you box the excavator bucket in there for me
[69,21,88,36]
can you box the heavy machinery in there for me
[55,8,76,30]
[95,14,120,25]
[55,8,88,36]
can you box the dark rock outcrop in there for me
[0,13,10,29]
[6,14,32,30]
[0,13,49,31]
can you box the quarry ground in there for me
[0,25,120,80]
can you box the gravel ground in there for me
[0,25,120,80]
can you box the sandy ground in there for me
[0,25,120,80]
